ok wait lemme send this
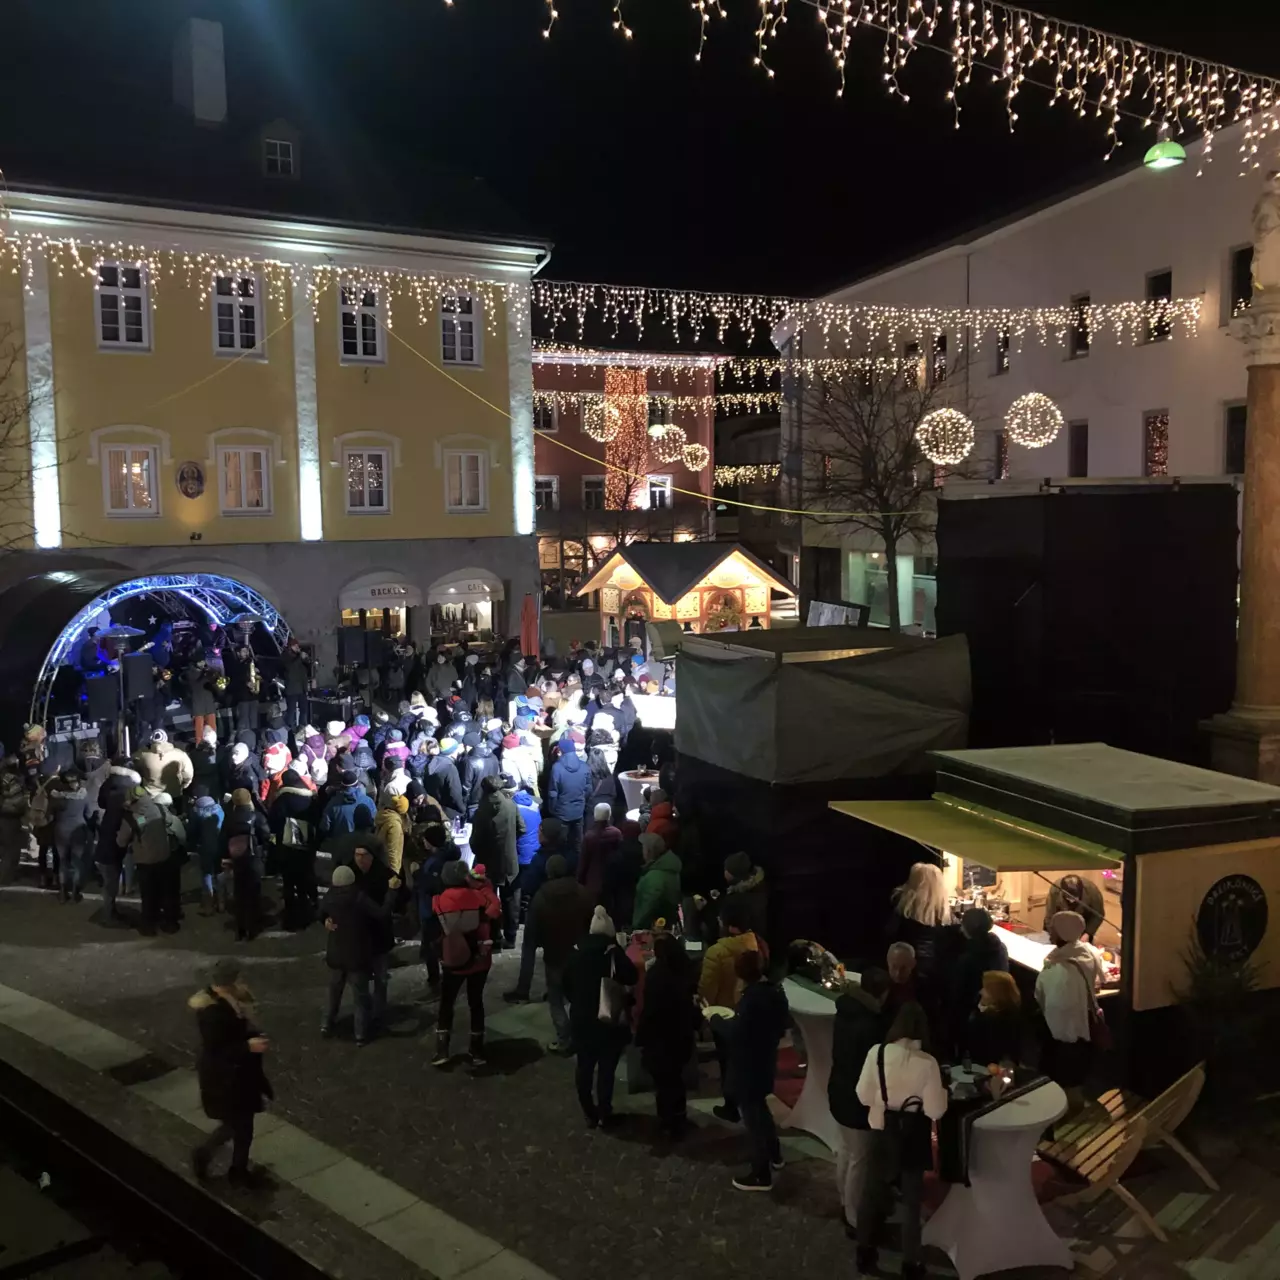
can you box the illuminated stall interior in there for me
[576,542,796,649]
[427,568,504,642]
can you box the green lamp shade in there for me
[1144,139,1186,170]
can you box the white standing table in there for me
[779,977,844,1152]
[923,1080,1074,1280]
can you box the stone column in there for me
[1207,294,1280,781]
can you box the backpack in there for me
[437,902,483,971]
[282,814,312,849]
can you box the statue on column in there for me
[1251,170,1280,295]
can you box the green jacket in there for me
[632,849,682,931]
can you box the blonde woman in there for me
[885,861,953,1013]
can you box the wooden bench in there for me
[1037,1062,1216,1242]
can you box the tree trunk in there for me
[884,532,901,633]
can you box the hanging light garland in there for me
[1005,392,1064,448]
[532,388,779,414]
[714,462,782,486]
[652,425,689,464]
[682,442,711,471]
[916,408,976,466]
[581,397,620,443]
[466,1,1280,173]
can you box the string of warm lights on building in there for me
[456,0,1280,173]
[533,389,780,414]
[714,462,782,486]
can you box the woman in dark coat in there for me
[635,932,701,1138]
[565,906,638,1128]
[189,958,272,1184]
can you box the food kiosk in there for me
[832,743,1280,1090]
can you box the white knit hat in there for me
[325,720,346,738]
[590,905,616,937]
[594,802,612,822]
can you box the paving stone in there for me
[366,1199,503,1277]
[248,1124,347,1181]
[293,1157,419,1228]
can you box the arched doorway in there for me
[426,567,505,640]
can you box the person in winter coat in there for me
[547,739,591,853]
[514,787,542,874]
[47,769,91,902]
[946,908,1010,1057]
[319,772,376,840]
[636,932,702,1139]
[353,844,395,1032]
[425,740,466,824]
[186,789,225,913]
[378,758,410,807]
[460,739,501,815]
[886,862,956,1031]
[280,638,312,728]
[501,732,540,799]
[710,950,790,1191]
[722,852,769,940]
[321,864,395,1046]
[586,735,619,810]
[431,860,501,1067]
[645,791,679,848]
[91,761,137,918]
[470,774,525,945]
[0,759,28,888]
[415,823,462,985]
[382,729,411,768]
[600,819,643,934]
[187,661,220,743]
[268,770,318,929]
[220,789,270,942]
[190,729,220,796]
[423,652,454,702]
[119,785,182,936]
[962,970,1023,1068]
[260,741,293,807]
[565,906,639,1127]
[225,742,265,804]
[827,968,891,1233]
[699,898,766,1011]
[134,731,194,803]
[577,803,620,903]
[190,957,272,1185]
[632,834,682,931]
[530,854,594,1053]
[373,795,410,875]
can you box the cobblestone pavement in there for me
[1,881,1276,1280]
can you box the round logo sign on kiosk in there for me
[1196,874,1267,964]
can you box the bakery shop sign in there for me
[1196,874,1268,965]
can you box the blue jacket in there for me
[186,796,224,875]
[514,791,542,866]
[547,749,591,823]
[319,786,375,838]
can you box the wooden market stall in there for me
[575,542,795,649]
[832,743,1280,1091]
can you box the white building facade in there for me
[793,126,1260,627]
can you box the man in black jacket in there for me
[827,968,891,1233]
[424,740,465,826]
[280,638,312,729]
[353,844,394,1034]
[321,865,393,1047]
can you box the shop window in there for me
[1146,269,1173,342]
[931,333,948,385]
[1142,410,1169,477]
[902,339,923,387]
[1068,420,1089,478]
[103,444,159,516]
[647,475,673,509]
[535,475,559,511]
[445,450,486,512]
[1229,245,1254,320]
[1224,402,1248,475]
[441,295,480,365]
[263,137,295,177]
[340,287,384,363]
[582,475,605,510]
[994,327,1010,375]
[97,263,150,350]
[213,274,263,357]
[534,401,557,433]
[345,447,390,513]
[219,446,271,514]
[1068,293,1090,358]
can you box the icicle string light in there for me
[714,463,782,485]
[533,388,779,414]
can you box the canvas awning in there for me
[830,795,1122,873]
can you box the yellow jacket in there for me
[698,931,760,1010]
[373,808,407,874]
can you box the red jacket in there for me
[433,878,501,974]
[646,802,679,848]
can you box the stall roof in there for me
[577,542,796,604]
[830,795,1123,873]
[683,626,929,665]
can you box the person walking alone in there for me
[190,958,273,1186]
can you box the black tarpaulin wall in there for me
[675,633,971,783]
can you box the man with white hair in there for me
[884,941,917,1021]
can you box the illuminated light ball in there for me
[1005,392,1064,449]
[652,425,687,464]
[682,442,710,471]
[582,398,620,443]
[915,408,975,466]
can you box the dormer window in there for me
[264,137,295,177]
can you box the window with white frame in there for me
[441,296,480,365]
[97,263,150,349]
[445,450,486,512]
[213,275,263,356]
[340,287,384,363]
[263,138,295,177]
[534,401,558,433]
[218,446,271,514]
[647,475,673,510]
[345,448,390,513]
[534,476,559,511]
[103,444,159,515]
[582,475,606,511]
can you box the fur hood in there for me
[187,983,256,1013]
[275,785,314,799]
[727,866,766,896]
[109,765,141,783]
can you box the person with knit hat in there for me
[319,769,375,840]
[722,851,769,941]
[118,784,182,936]
[260,741,293,807]
[321,864,394,1046]
[219,787,270,942]
[187,786,225,915]
[530,853,594,1054]
[945,907,1010,1058]
[269,768,319,929]
[1035,910,1103,1117]
[425,738,465,825]
[373,793,410,876]
[547,729,591,857]
[632,833,682,932]
[415,822,462,986]
[431,859,501,1067]
[577,802,620,904]
[564,906,638,1128]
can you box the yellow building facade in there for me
[0,189,547,673]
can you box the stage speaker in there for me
[123,652,156,701]
[338,627,370,665]
[84,673,119,722]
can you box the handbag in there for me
[878,1044,935,1174]
[597,945,630,1026]
[1074,962,1113,1051]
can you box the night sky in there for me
[6,0,1280,298]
